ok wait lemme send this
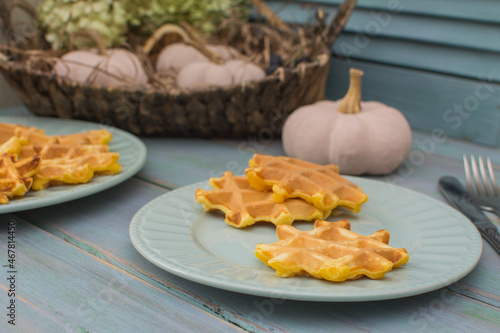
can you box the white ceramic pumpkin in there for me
[54,49,148,86]
[282,68,412,175]
[177,59,266,89]
[156,43,239,73]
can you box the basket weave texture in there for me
[0,46,330,138]
[0,0,355,138]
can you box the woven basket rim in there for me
[0,45,331,97]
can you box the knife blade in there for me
[439,176,500,254]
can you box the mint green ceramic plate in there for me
[130,176,482,301]
[0,116,146,214]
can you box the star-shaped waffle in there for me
[0,122,112,146]
[255,219,409,281]
[21,140,121,190]
[195,171,331,228]
[0,153,40,204]
[245,154,368,212]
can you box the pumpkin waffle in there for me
[0,136,26,155]
[0,122,112,146]
[255,219,409,281]
[195,171,331,228]
[0,122,120,192]
[0,123,39,144]
[245,154,368,212]
[0,153,40,204]
[21,140,121,190]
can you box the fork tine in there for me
[478,156,495,196]
[486,157,500,195]
[463,154,475,195]
[471,155,487,196]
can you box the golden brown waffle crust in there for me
[195,171,331,228]
[0,122,121,202]
[255,219,409,282]
[245,154,368,212]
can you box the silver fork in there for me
[463,154,500,217]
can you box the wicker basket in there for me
[0,0,356,138]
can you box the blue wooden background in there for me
[266,0,500,147]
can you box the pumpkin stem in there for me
[338,68,363,114]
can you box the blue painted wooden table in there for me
[0,106,499,333]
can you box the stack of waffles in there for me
[0,122,121,204]
[195,154,368,228]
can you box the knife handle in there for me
[479,226,500,254]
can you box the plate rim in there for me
[129,176,483,302]
[0,115,147,214]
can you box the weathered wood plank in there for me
[279,0,500,24]
[137,137,255,188]
[0,214,244,333]
[408,132,500,167]
[332,35,500,83]
[267,1,500,52]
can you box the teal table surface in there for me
[0,107,499,333]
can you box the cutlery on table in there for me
[439,176,500,254]
[463,154,500,217]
